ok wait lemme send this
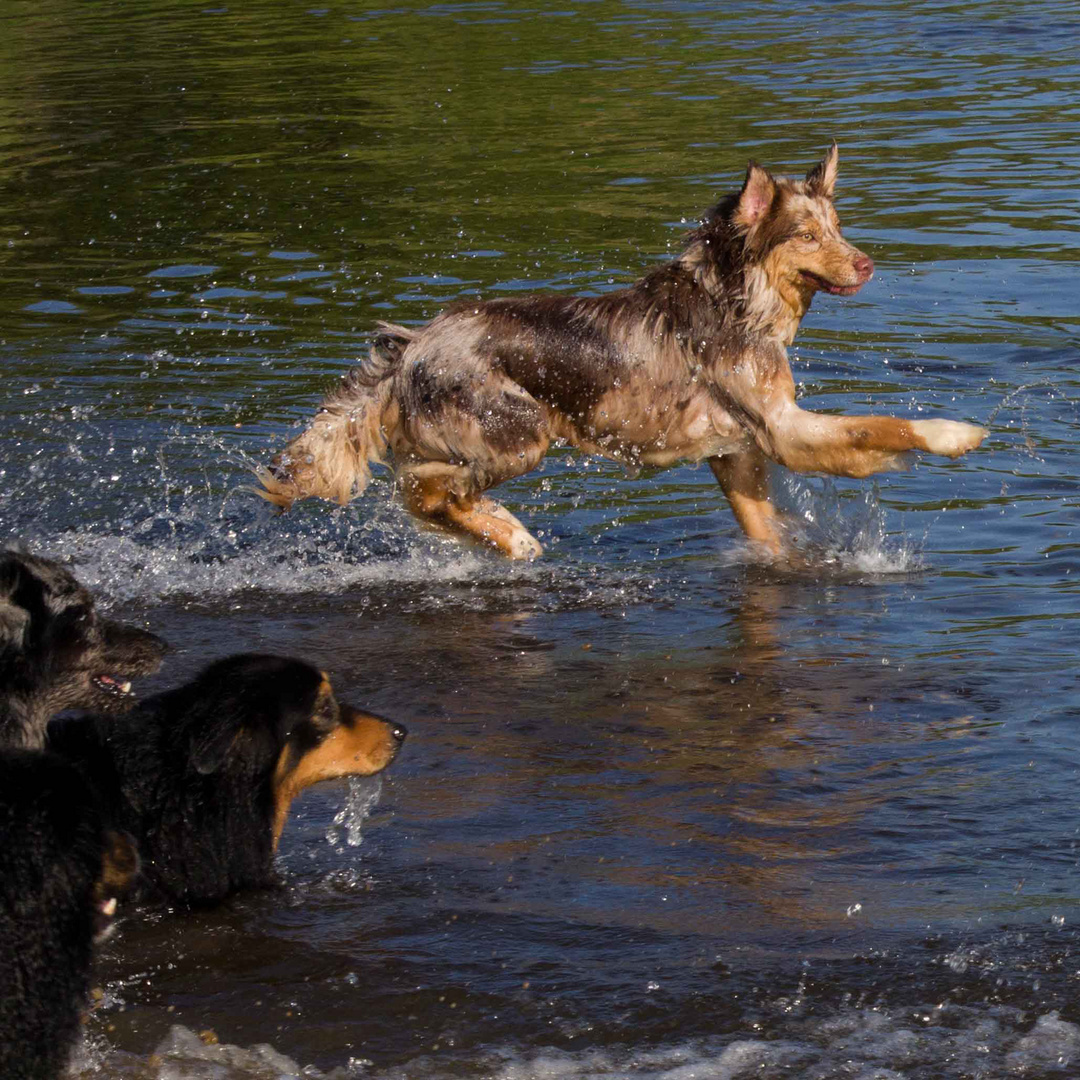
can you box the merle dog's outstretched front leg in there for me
[710,349,987,550]
[761,402,987,479]
[720,347,987,484]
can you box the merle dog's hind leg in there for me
[395,371,551,559]
[398,463,543,560]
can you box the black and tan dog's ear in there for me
[734,160,777,229]
[188,700,283,775]
[806,141,839,198]
[189,709,250,775]
[183,655,325,775]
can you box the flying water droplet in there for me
[326,776,383,850]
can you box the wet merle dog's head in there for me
[687,143,875,346]
[0,550,168,748]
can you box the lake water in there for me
[2,1,1080,1077]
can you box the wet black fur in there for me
[0,750,128,1080]
[48,655,335,906]
[0,550,168,749]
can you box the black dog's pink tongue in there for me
[94,674,133,694]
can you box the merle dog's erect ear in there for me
[805,141,839,198]
[734,160,777,229]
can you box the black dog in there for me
[49,654,407,906]
[0,550,167,748]
[0,749,139,1080]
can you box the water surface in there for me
[2,1,1080,1077]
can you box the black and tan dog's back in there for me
[259,144,986,558]
[0,550,167,748]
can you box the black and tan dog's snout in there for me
[341,706,408,772]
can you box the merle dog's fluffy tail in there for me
[256,323,414,510]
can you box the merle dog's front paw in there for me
[914,419,988,458]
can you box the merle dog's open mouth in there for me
[800,270,867,296]
[93,674,134,697]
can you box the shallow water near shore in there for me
[3,0,1080,1077]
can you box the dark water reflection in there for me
[2,0,1080,1076]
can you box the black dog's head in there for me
[0,550,168,747]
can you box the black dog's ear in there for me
[0,555,29,648]
[0,600,30,651]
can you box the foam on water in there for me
[24,519,498,605]
[73,1006,1080,1079]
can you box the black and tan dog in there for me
[48,654,406,906]
[0,550,167,749]
[258,143,986,558]
[0,749,139,1080]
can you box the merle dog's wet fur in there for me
[258,143,987,560]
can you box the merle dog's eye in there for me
[801,231,816,242]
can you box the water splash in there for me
[783,474,922,574]
[0,420,522,604]
[0,418,669,612]
[722,472,922,577]
[325,776,383,851]
[1,410,922,610]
